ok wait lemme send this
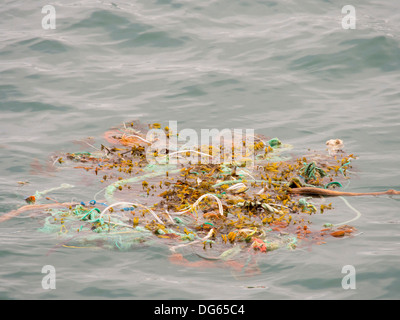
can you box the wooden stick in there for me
[288,187,400,197]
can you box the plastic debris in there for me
[4,120,396,273]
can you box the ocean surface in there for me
[1,0,400,300]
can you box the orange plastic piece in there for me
[330,230,346,237]
[251,238,267,253]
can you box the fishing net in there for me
[4,120,387,273]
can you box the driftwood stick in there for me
[288,187,400,197]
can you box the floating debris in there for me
[4,121,399,273]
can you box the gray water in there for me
[1,0,400,300]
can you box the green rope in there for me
[80,208,101,221]
[298,198,317,213]
[324,181,343,189]
[299,161,327,182]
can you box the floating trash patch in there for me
[3,121,399,275]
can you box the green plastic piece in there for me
[268,138,282,148]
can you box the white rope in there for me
[99,201,164,225]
